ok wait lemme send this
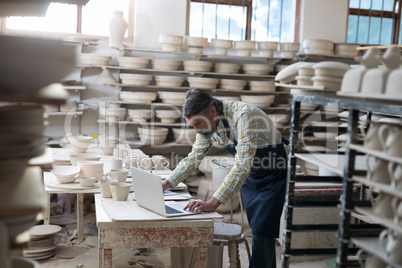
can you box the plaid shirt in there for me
[167,101,287,204]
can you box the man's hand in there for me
[162,180,171,191]
[184,197,221,213]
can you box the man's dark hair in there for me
[182,88,222,118]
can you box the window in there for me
[1,0,134,41]
[188,0,297,42]
[347,0,401,45]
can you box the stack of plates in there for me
[24,225,62,260]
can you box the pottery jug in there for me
[361,123,384,151]
[368,189,393,218]
[357,249,387,268]
[391,197,402,224]
[379,125,402,157]
[366,155,391,184]
[380,229,402,264]
[388,162,402,191]
[340,47,380,93]
[108,10,128,49]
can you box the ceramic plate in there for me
[29,224,62,236]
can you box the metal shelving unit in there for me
[281,91,402,268]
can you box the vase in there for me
[108,10,128,49]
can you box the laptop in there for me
[131,167,196,217]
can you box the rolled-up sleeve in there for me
[167,133,213,188]
[212,112,258,204]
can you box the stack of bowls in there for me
[242,64,273,75]
[279,42,300,58]
[127,109,153,123]
[185,36,209,54]
[187,77,220,90]
[119,91,157,104]
[220,79,247,91]
[249,81,276,92]
[159,34,183,52]
[302,39,334,56]
[158,91,187,105]
[117,56,149,69]
[172,128,197,144]
[311,61,350,91]
[334,43,360,57]
[66,134,93,153]
[295,62,316,86]
[234,40,256,57]
[214,63,241,74]
[155,110,182,123]
[257,41,278,57]
[210,39,233,55]
[240,95,275,109]
[154,75,184,87]
[80,53,111,66]
[183,60,213,72]
[77,160,104,181]
[50,165,81,184]
[138,127,169,145]
[151,59,182,71]
[119,73,153,86]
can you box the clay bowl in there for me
[159,34,183,45]
[158,91,187,105]
[248,81,276,92]
[172,128,197,144]
[119,91,157,104]
[154,75,184,87]
[66,134,93,153]
[234,40,256,50]
[138,127,169,145]
[51,165,80,183]
[220,79,247,91]
[240,95,275,109]
[119,73,153,86]
[127,109,153,122]
[155,110,182,123]
[117,57,149,69]
[187,77,220,90]
[185,36,209,47]
[151,59,182,71]
[257,41,278,50]
[79,177,96,187]
[80,53,111,66]
[109,169,129,182]
[69,153,101,166]
[183,60,213,72]
[242,64,273,75]
[210,39,233,48]
[214,63,241,74]
[279,42,300,52]
[77,161,104,181]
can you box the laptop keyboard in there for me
[165,205,184,215]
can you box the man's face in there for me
[185,106,219,139]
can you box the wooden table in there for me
[95,194,222,268]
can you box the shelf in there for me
[295,53,358,64]
[294,153,367,176]
[349,144,402,165]
[354,206,402,234]
[127,141,193,148]
[105,83,290,95]
[62,85,86,91]
[353,176,402,199]
[356,44,402,51]
[275,83,325,91]
[0,93,66,105]
[46,111,84,116]
[352,237,402,268]
[106,65,276,79]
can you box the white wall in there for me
[133,0,187,49]
[299,0,349,43]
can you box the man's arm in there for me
[164,133,213,191]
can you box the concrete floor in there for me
[34,208,333,268]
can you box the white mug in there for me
[368,189,394,219]
[151,155,169,170]
[110,158,128,170]
[380,229,402,264]
[379,125,402,157]
[361,124,384,151]
[366,155,391,184]
[388,162,402,191]
[391,197,402,224]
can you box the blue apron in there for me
[216,113,288,238]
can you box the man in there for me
[162,89,288,268]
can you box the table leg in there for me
[228,240,240,268]
[100,248,112,268]
[196,247,208,268]
[77,193,84,241]
[44,193,51,225]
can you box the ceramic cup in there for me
[368,189,394,219]
[110,182,131,201]
[110,158,128,170]
[79,177,96,187]
[379,125,402,157]
[77,161,104,181]
[109,169,129,182]
[388,162,402,191]
[361,124,384,151]
[99,136,117,155]
[366,156,391,184]
[391,197,402,224]
[151,155,169,170]
[379,229,402,264]
[99,178,112,198]
[139,157,153,170]
[357,249,387,268]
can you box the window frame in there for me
[0,0,135,42]
[348,0,402,44]
[186,0,300,41]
